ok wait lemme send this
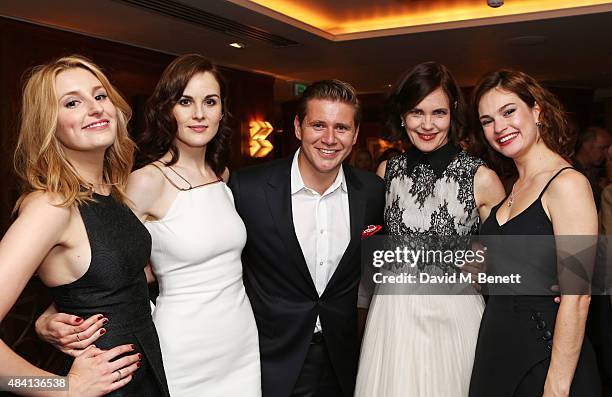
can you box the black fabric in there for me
[469,168,600,397]
[402,142,459,179]
[229,157,385,397]
[291,339,343,397]
[49,193,169,397]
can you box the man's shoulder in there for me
[231,157,291,185]
[345,165,384,190]
[232,158,291,178]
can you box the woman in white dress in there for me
[36,54,261,396]
[355,62,505,397]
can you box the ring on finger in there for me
[75,332,81,342]
[114,369,122,382]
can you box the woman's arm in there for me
[0,193,140,396]
[543,170,597,397]
[473,165,506,223]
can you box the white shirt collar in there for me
[290,149,347,196]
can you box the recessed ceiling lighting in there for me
[229,42,246,49]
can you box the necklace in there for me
[507,180,529,208]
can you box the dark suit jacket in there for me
[229,156,385,397]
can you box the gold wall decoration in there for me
[248,120,274,158]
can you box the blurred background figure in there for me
[350,147,375,172]
[375,147,403,171]
[573,126,611,210]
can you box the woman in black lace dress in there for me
[356,62,506,397]
[0,56,168,396]
[469,69,600,396]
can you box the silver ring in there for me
[75,332,81,342]
[115,369,122,382]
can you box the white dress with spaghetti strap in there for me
[146,181,261,396]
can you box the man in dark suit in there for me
[229,80,384,397]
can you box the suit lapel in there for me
[265,159,317,295]
[325,166,366,291]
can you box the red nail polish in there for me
[102,318,109,325]
[138,353,143,360]
[137,362,141,368]
[75,317,83,323]
[131,344,135,349]
[100,329,106,335]
[97,314,104,320]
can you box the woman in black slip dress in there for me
[0,55,168,396]
[468,69,600,397]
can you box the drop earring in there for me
[400,119,406,127]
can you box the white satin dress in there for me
[146,181,261,396]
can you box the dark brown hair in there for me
[385,62,465,144]
[296,79,361,127]
[136,54,231,175]
[471,69,573,159]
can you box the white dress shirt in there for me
[291,149,351,333]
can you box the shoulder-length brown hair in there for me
[135,54,231,175]
[14,55,135,210]
[385,62,466,145]
[471,69,573,159]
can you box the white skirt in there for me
[355,294,484,397]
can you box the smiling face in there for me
[55,67,117,154]
[172,71,223,151]
[402,87,450,153]
[294,98,359,183]
[478,87,541,159]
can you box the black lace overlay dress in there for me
[356,143,487,397]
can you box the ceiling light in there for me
[487,0,504,7]
[229,42,246,49]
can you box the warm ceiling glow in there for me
[229,42,246,48]
[244,0,612,36]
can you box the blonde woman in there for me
[0,55,169,396]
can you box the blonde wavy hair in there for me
[14,55,135,210]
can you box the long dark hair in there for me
[385,62,466,145]
[136,54,231,175]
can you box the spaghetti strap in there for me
[149,162,186,191]
[537,166,574,199]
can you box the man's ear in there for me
[294,116,302,141]
[352,125,360,145]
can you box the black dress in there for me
[469,168,600,396]
[49,193,170,397]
